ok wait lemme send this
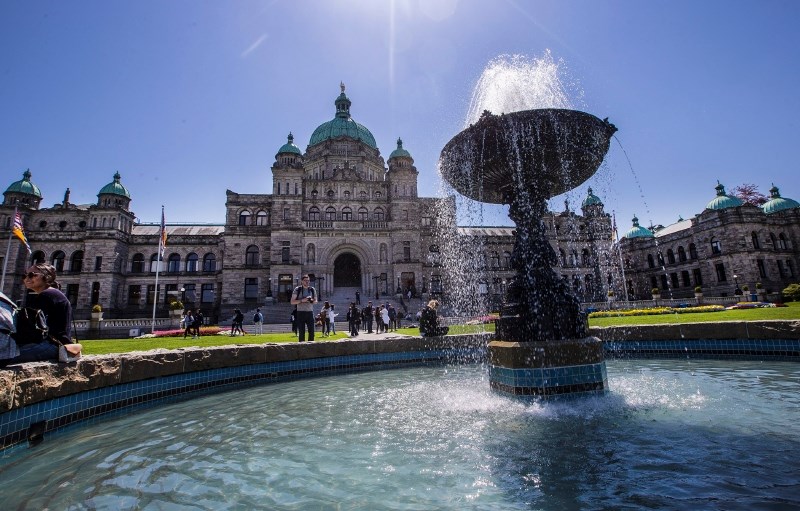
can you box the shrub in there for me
[694,286,702,293]
[756,282,763,289]
[651,288,660,295]
[92,304,102,313]
[588,305,725,318]
[742,285,749,292]
[782,283,800,302]
[170,300,184,311]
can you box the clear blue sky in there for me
[2,0,798,233]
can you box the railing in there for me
[305,221,389,230]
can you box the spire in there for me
[335,82,351,119]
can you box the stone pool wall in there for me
[1,320,799,452]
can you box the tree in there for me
[783,283,800,302]
[732,183,768,206]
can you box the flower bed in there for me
[726,302,785,309]
[135,326,224,339]
[588,305,725,318]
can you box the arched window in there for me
[710,237,722,254]
[341,207,352,221]
[256,210,269,226]
[559,248,567,267]
[374,191,382,199]
[325,206,336,221]
[167,253,181,272]
[51,251,66,272]
[31,251,45,265]
[202,253,216,272]
[373,207,385,221]
[657,252,665,265]
[647,254,655,268]
[751,232,760,249]
[306,244,315,264]
[344,191,351,199]
[360,190,367,199]
[327,190,335,198]
[186,253,199,272]
[677,246,687,262]
[778,233,788,250]
[308,206,320,221]
[503,251,512,268]
[770,233,777,250]
[667,249,675,264]
[245,245,259,266]
[70,250,84,273]
[238,210,251,226]
[689,243,698,260]
[358,207,368,221]
[150,254,160,272]
[490,251,500,268]
[131,253,145,273]
[311,190,318,199]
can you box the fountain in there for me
[440,108,617,397]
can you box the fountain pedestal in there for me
[439,108,617,398]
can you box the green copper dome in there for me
[5,169,42,198]
[624,215,654,239]
[309,83,377,149]
[762,184,800,214]
[581,187,603,207]
[705,181,744,210]
[389,138,411,159]
[278,132,302,155]
[98,172,130,198]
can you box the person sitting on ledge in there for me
[5,263,82,365]
[419,300,449,337]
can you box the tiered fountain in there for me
[439,108,617,397]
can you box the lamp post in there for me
[373,276,379,300]
[317,276,324,300]
[181,287,186,303]
[733,274,742,296]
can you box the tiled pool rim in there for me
[2,320,798,453]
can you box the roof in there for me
[4,169,42,198]
[457,226,515,237]
[762,184,800,214]
[277,132,302,156]
[133,225,226,236]
[98,172,130,198]
[705,181,744,210]
[654,218,692,237]
[389,138,412,160]
[581,187,603,207]
[623,215,654,239]
[309,84,377,149]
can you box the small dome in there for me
[705,181,744,210]
[624,215,654,239]
[277,132,302,156]
[762,184,800,214]
[581,187,603,207]
[4,169,42,198]
[309,83,377,149]
[98,172,130,198]
[389,138,412,159]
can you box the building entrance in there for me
[334,253,362,287]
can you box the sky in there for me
[2,0,799,234]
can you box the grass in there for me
[80,303,800,355]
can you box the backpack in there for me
[253,312,261,323]
[294,286,315,301]
[0,292,20,361]
[13,306,49,346]
[235,311,244,323]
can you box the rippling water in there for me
[2,359,799,510]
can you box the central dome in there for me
[309,84,377,149]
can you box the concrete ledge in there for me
[588,320,800,342]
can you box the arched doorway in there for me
[334,253,362,287]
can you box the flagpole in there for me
[0,229,13,293]
[613,211,629,302]
[150,206,165,334]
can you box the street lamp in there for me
[180,287,186,303]
[373,276,379,300]
[733,274,742,296]
[317,276,324,300]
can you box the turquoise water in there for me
[2,359,799,510]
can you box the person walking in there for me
[253,308,264,334]
[380,305,390,334]
[363,301,374,333]
[347,302,360,337]
[183,309,194,339]
[355,291,361,305]
[290,274,317,342]
[387,304,397,331]
[192,309,204,338]
[320,302,330,337]
[328,303,338,335]
[231,308,245,336]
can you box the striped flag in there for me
[12,208,31,254]
[159,206,167,257]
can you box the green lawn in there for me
[81,303,799,355]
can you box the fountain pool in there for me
[2,359,799,510]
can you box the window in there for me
[65,284,79,307]
[91,282,100,305]
[503,251,512,268]
[327,190,335,198]
[710,238,722,254]
[403,209,408,221]
[667,249,675,264]
[431,275,442,293]
[689,243,698,260]
[167,253,180,273]
[245,245,259,266]
[374,208,385,221]
[358,207,368,221]
[183,283,196,303]
[403,242,411,262]
[757,259,767,278]
[582,249,591,267]
[421,217,432,227]
[128,285,141,305]
[375,191,382,199]
[281,242,291,263]
[692,268,703,286]
[94,256,102,272]
[306,244,315,264]
[715,263,727,282]
[311,190,318,198]
[131,253,145,273]
[491,251,500,268]
[752,232,760,249]
[202,253,216,272]
[283,208,289,220]
[150,254,160,272]
[165,284,177,305]
[325,206,336,221]
[52,251,65,272]
[360,191,367,199]
[245,278,258,300]
[341,207,352,221]
[559,249,567,267]
[778,234,788,250]
[670,273,679,288]
[31,251,45,265]
[256,210,269,226]
[778,260,786,277]
[309,206,320,221]
[657,252,665,266]
[787,260,795,277]
[677,246,687,262]
[344,191,350,199]
[238,210,251,226]
[681,270,691,287]
[147,284,157,304]
[660,274,668,289]
[647,254,655,268]
[70,251,84,273]
[186,253,198,272]
[201,283,214,303]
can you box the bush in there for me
[651,288,660,295]
[170,300,184,311]
[92,304,102,313]
[694,286,702,293]
[588,305,725,318]
[783,283,800,302]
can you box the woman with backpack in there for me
[4,263,81,365]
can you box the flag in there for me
[611,211,618,242]
[159,206,167,257]
[12,208,31,254]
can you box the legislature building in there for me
[2,85,796,321]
